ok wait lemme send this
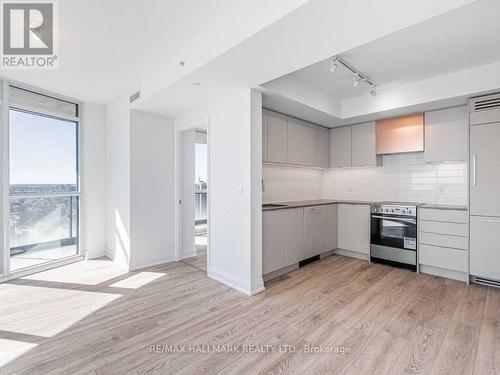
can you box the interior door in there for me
[470,123,500,216]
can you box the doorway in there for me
[177,124,208,273]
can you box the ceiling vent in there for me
[470,93,500,112]
[129,91,140,103]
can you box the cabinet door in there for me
[262,210,284,274]
[351,122,377,167]
[470,123,500,216]
[470,215,500,281]
[267,111,288,163]
[283,208,304,266]
[330,126,351,168]
[315,126,330,168]
[337,204,370,254]
[262,109,268,162]
[287,118,302,165]
[425,106,468,163]
[301,123,316,166]
[325,204,337,251]
[303,206,327,259]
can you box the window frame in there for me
[1,80,84,279]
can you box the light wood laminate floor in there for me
[1,255,499,374]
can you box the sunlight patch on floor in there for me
[110,272,165,289]
[0,338,38,367]
[0,284,119,337]
[21,259,127,285]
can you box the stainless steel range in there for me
[370,202,421,271]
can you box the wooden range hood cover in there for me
[375,113,424,155]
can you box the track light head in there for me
[353,73,361,87]
[329,57,338,73]
[370,85,377,97]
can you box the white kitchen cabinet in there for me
[287,117,302,165]
[325,204,337,251]
[470,122,500,217]
[351,122,378,167]
[262,109,268,162]
[303,205,327,259]
[315,126,330,168]
[424,106,468,163]
[262,210,285,274]
[263,208,304,275]
[470,215,500,281]
[267,110,288,163]
[301,123,316,166]
[283,208,304,266]
[330,126,352,168]
[337,204,370,255]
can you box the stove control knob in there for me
[391,209,394,213]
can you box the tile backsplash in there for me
[262,165,323,203]
[263,153,468,205]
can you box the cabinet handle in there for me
[472,154,477,186]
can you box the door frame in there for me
[174,117,210,269]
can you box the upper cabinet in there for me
[330,122,379,168]
[351,122,378,167]
[262,109,268,162]
[267,110,288,164]
[376,114,424,155]
[330,126,351,168]
[424,106,468,163]
[264,109,329,168]
[315,126,330,168]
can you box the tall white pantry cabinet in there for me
[469,93,500,283]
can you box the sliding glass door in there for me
[7,86,81,274]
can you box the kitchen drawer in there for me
[419,232,468,250]
[419,208,468,224]
[419,244,467,272]
[419,220,468,237]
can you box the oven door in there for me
[370,214,417,251]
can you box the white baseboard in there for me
[333,248,369,261]
[180,251,197,260]
[208,267,261,296]
[419,264,467,282]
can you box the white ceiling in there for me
[0,0,307,104]
[263,0,500,123]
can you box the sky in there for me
[9,110,77,185]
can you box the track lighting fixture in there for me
[329,57,338,72]
[329,55,376,98]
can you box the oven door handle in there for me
[371,215,416,224]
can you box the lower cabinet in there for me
[262,208,303,274]
[263,204,337,275]
[337,204,370,255]
[470,215,500,281]
[418,208,468,281]
[303,206,327,259]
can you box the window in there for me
[8,86,80,272]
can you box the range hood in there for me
[376,113,424,155]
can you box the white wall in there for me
[262,165,323,203]
[104,97,131,269]
[175,89,264,295]
[82,102,106,259]
[322,153,467,205]
[130,110,175,270]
